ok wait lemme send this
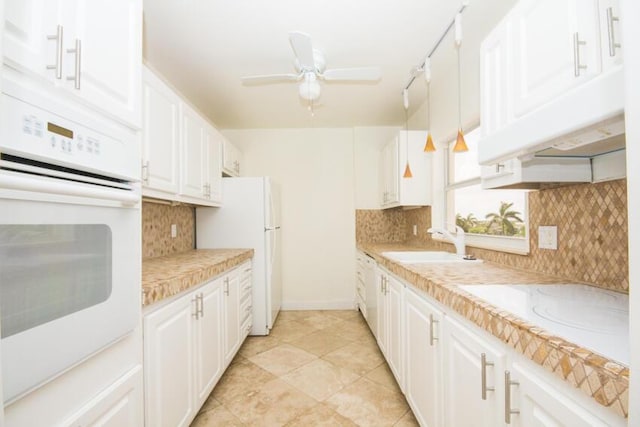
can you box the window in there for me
[444,128,529,253]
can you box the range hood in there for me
[478,68,625,166]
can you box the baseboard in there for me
[280,299,357,311]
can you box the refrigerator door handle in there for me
[265,226,281,231]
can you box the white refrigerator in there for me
[196,177,282,335]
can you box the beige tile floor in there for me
[190,310,419,427]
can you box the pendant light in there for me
[423,58,436,152]
[402,88,413,178]
[453,13,469,153]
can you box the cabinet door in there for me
[443,316,507,427]
[382,138,399,206]
[481,18,511,136]
[3,0,62,83]
[144,295,195,427]
[512,0,600,118]
[386,275,404,389]
[222,138,241,177]
[67,0,142,127]
[404,288,443,427]
[194,279,224,406]
[223,271,241,366]
[204,126,223,204]
[180,104,206,199]
[141,68,180,194]
[599,0,623,71]
[375,269,388,355]
[508,361,610,427]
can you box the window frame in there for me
[433,128,530,255]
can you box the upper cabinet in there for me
[3,0,142,129]
[222,139,243,177]
[479,0,624,165]
[379,131,432,209]
[142,66,222,207]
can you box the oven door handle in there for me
[0,173,140,206]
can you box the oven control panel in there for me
[0,87,139,182]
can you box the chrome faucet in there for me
[427,225,466,256]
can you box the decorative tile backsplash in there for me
[142,202,195,259]
[356,179,629,293]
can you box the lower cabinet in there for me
[376,268,404,387]
[442,316,506,427]
[404,287,443,427]
[368,267,626,427]
[143,263,251,427]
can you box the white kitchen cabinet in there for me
[194,280,224,405]
[223,268,241,367]
[511,0,600,118]
[222,138,243,177]
[144,263,250,427]
[380,137,399,206]
[376,268,404,388]
[239,261,253,338]
[61,366,143,427]
[379,131,432,209]
[443,316,507,427]
[404,286,444,427]
[204,125,223,204]
[507,358,614,426]
[144,289,196,427]
[141,67,180,195]
[3,0,142,128]
[142,66,222,206]
[479,0,625,165]
[355,252,367,319]
[598,0,623,71]
[369,261,625,427]
[180,103,206,200]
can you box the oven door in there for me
[0,172,140,403]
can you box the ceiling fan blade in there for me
[289,31,315,70]
[241,73,301,84]
[323,67,382,81]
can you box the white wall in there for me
[621,0,639,423]
[223,128,356,309]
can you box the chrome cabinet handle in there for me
[46,25,64,79]
[224,277,230,296]
[380,275,385,293]
[142,161,150,184]
[66,39,81,89]
[504,370,520,424]
[198,293,204,318]
[192,296,199,319]
[606,7,621,57]
[572,32,587,77]
[481,353,495,400]
[429,314,439,346]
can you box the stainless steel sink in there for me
[381,251,482,264]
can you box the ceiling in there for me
[142,0,470,129]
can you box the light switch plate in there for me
[538,225,557,250]
[171,224,177,238]
[412,225,417,236]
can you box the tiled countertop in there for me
[359,243,629,418]
[142,248,254,306]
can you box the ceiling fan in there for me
[241,31,382,103]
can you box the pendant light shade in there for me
[402,89,413,178]
[423,58,436,152]
[453,13,469,153]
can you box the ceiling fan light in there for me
[299,73,321,101]
[453,129,469,152]
[424,132,436,152]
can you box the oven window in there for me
[0,224,112,338]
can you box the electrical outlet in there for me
[412,225,418,236]
[171,224,177,238]
[538,226,557,250]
